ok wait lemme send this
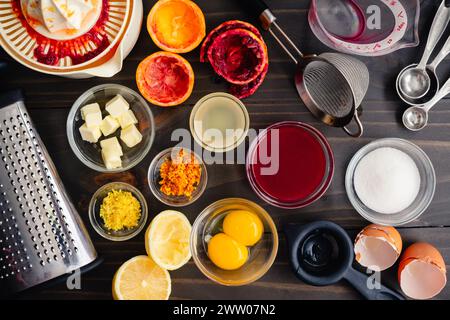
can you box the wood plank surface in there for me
[1,0,449,300]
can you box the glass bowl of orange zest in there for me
[148,147,208,206]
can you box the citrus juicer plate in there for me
[0,0,132,73]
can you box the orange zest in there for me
[159,149,201,198]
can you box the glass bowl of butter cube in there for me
[67,84,155,172]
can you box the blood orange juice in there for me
[246,122,334,209]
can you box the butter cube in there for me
[100,137,123,156]
[85,111,103,128]
[118,110,138,129]
[80,103,101,120]
[105,94,129,118]
[120,124,142,148]
[100,137,123,169]
[100,115,120,136]
[79,123,101,143]
[101,150,122,170]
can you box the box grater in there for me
[0,90,97,296]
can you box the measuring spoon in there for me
[397,0,450,100]
[397,33,450,106]
[403,77,450,131]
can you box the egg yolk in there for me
[207,233,248,270]
[223,210,264,246]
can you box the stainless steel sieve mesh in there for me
[295,52,369,137]
[303,59,354,118]
[0,91,97,296]
[319,52,370,108]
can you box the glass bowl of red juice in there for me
[246,121,334,209]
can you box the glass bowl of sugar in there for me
[345,138,436,226]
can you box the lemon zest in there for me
[100,190,141,231]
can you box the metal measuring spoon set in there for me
[397,0,450,131]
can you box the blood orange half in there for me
[147,0,206,53]
[229,62,268,99]
[200,20,262,63]
[207,28,268,85]
[136,52,194,107]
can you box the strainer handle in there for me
[240,0,303,63]
[343,107,364,138]
[241,0,273,30]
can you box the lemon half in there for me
[145,210,192,270]
[112,255,171,300]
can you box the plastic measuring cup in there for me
[309,0,420,56]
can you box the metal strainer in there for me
[0,91,98,296]
[242,0,370,137]
[297,53,369,137]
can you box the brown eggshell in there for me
[398,242,447,300]
[354,224,402,271]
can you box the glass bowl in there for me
[345,138,436,226]
[67,84,155,173]
[189,92,250,153]
[246,121,334,209]
[88,182,148,241]
[190,198,278,286]
[148,147,207,207]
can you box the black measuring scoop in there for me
[285,221,404,300]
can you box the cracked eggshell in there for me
[398,242,447,300]
[354,224,402,271]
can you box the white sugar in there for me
[354,147,421,214]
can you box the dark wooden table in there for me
[1,0,449,300]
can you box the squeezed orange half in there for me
[147,0,206,53]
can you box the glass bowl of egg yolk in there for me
[190,198,278,286]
